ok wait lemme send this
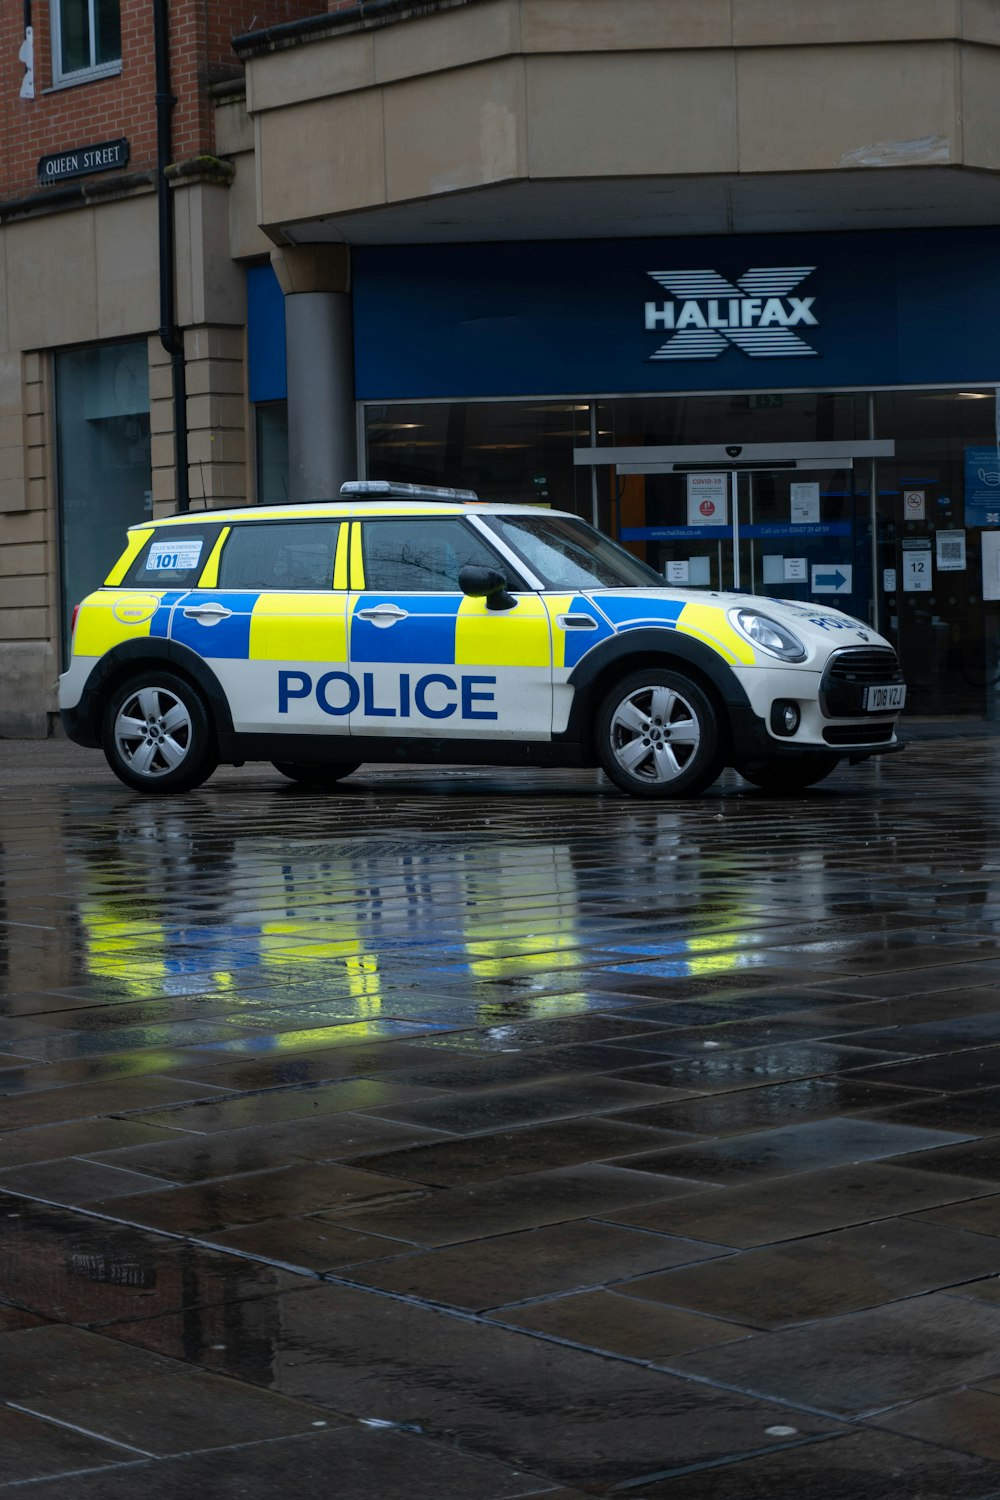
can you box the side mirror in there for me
[458,564,517,611]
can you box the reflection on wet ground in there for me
[6,744,1000,1493]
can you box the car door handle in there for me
[182,603,232,624]
[557,614,598,630]
[357,604,409,626]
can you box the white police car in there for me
[59,482,905,797]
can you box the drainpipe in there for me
[20,0,34,99]
[153,0,189,512]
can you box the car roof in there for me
[131,502,572,530]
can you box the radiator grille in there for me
[825,648,901,685]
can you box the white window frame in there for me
[50,0,121,87]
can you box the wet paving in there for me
[6,738,1000,1494]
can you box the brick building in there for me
[0,0,319,733]
[4,0,1000,735]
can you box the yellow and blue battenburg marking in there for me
[73,571,757,729]
[76,584,754,670]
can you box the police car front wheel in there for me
[596,669,722,798]
[102,672,218,793]
[272,761,361,788]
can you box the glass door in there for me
[616,461,872,624]
[734,466,870,623]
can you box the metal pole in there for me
[153,0,189,513]
[730,469,740,589]
[589,403,599,528]
[868,394,878,631]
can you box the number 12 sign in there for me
[903,549,932,592]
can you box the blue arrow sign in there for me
[815,569,847,589]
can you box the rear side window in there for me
[124,526,222,586]
[218,522,340,590]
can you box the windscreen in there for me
[485,515,663,590]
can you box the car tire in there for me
[271,761,361,787]
[595,669,723,798]
[101,671,218,793]
[735,753,841,792]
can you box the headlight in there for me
[729,608,807,662]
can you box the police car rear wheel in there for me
[102,673,218,793]
[596,669,722,798]
[736,753,841,792]
[271,761,361,787]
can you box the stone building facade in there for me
[4,0,1000,733]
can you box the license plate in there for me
[865,683,906,712]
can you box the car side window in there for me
[361,518,517,592]
[218,522,340,590]
[124,525,223,587]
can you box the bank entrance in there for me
[575,441,892,633]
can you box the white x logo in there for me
[646,267,819,360]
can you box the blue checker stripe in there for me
[596,596,685,632]
[564,594,616,669]
[169,593,260,660]
[149,592,189,639]
[351,595,459,665]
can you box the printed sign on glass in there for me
[790,483,820,524]
[936,530,967,571]
[964,447,1000,526]
[686,473,728,527]
[811,562,852,595]
[147,540,203,572]
[902,540,932,592]
[983,531,1000,601]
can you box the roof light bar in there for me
[340,481,479,502]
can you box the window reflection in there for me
[364,401,592,513]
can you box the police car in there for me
[59,482,905,798]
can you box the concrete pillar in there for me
[270,245,357,502]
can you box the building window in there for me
[364,400,593,514]
[51,0,121,83]
[255,402,289,503]
[55,342,151,663]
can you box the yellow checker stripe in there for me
[349,522,365,589]
[74,591,163,656]
[541,595,576,670]
[249,593,348,662]
[455,594,551,667]
[675,602,756,666]
[104,530,153,585]
[334,526,349,591]
[198,528,231,588]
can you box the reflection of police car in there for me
[59,482,905,798]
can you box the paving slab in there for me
[8,738,1000,1492]
[97,1281,844,1490]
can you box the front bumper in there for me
[729,664,902,762]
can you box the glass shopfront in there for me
[249,227,1000,720]
[365,386,1000,720]
[54,341,152,663]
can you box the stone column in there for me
[270,245,357,502]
